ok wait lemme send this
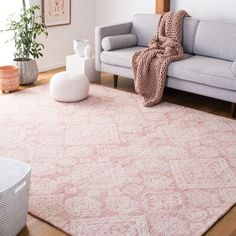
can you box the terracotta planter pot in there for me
[0,66,19,93]
[14,59,38,85]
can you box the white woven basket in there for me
[0,158,31,236]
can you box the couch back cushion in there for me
[131,14,199,54]
[194,21,236,61]
[131,14,159,47]
[182,18,199,53]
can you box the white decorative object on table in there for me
[66,55,100,82]
[50,72,89,102]
[73,39,89,57]
[84,44,92,59]
[0,157,31,236]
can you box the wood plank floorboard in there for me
[2,68,234,236]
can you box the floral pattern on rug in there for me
[0,84,236,236]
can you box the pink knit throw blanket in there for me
[132,10,190,107]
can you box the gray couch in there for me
[95,14,236,116]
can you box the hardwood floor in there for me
[19,215,67,236]
[5,68,235,236]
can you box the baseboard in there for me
[38,61,66,73]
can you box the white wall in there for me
[95,0,236,26]
[30,0,95,72]
[95,0,156,26]
[171,0,236,23]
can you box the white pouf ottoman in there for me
[50,71,89,102]
[0,158,31,236]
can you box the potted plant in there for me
[6,5,48,85]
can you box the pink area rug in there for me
[0,84,236,236]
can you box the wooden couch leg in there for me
[113,75,118,88]
[232,103,236,118]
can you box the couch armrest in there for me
[95,22,132,71]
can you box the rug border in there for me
[28,204,236,236]
[6,82,236,122]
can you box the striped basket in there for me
[0,66,19,93]
[0,158,31,236]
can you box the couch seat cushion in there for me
[101,47,192,69]
[101,47,146,68]
[168,55,236,91]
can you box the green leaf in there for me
[5,4,48,59]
